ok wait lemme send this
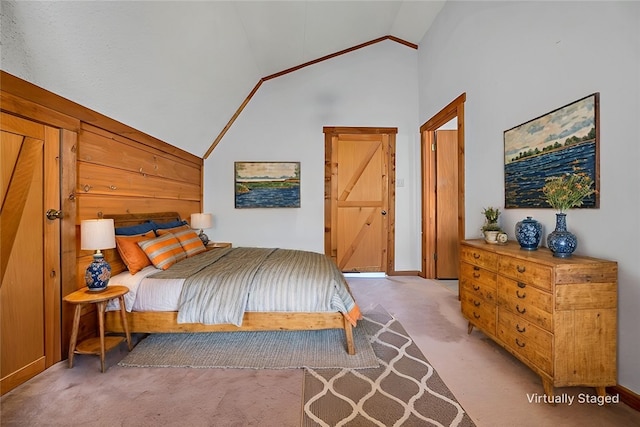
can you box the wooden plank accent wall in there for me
[75,123,202,295]
[73,124,202,346]
[1,71,203,359]
[76,123,201,225]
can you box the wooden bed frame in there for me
[102,212,355,355]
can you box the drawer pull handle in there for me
[515,338,526,348]
[473,285,480,291]
[473,300,481,307]
[473,253,481,259]
[473,266,480,271]
[517,282,526,289]
[516,304,527,314]
[516,324,526,333]
[517,265,526,273]
[473,312,481,319]
[473,273,480,278]
[516,290,526,299]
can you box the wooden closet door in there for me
[1,113,60,395]
[435,130,459,278]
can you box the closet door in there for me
[1,113,60,395]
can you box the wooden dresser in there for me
[459,239,617,397]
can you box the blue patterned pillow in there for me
[115,222,155,236]
[152,219,188,230]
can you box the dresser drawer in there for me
[461,275,496,303]
[462,296,496,335]
[497,276,553,331]
[498,256,552,291]
[498,309,553,375]
[460,262,497,289]
[460,246,498,270]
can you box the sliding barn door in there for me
[325,128,396,274]
[1,113,61,395]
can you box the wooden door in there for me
[420,93,466,279]
[1,113,61,395]
[324,128,396,273]
[435,130,459,278]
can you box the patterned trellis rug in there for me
[302,306,476,427]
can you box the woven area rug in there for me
[303,306,476,426]
[117,323,378,369]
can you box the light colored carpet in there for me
[118,323,378,369]
[303,305,476,427]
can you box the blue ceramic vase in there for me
[515,216,542,250]
[547,213,577,258]
[85,252,112,291]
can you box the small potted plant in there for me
[481,207,502,244]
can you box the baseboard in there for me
[342,272,386,278]
[387,270,420,276]
[607,385,640,412]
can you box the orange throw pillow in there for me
[154,224,189,236]
[115,231,155,274]
[137,233,187,270]
[157,228,206,257]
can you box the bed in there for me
[102,212,360,355]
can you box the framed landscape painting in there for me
[504,93,599,209]
[235,161,301,208]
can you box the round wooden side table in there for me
[63,285,132,372]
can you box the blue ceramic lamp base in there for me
[85,252,112,292]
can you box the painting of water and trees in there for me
[235,162,301,208]
[504,93,599,209]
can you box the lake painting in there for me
[235,162,300,208]
[504,93,599,209]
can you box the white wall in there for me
[418,1,639,393]
[204,40,421,271]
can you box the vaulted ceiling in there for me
[1,1,446,156]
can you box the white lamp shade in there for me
[81,219,116,250]
[191,213,213,229]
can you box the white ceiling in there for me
[1,1,446,156]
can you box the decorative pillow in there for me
[137,233,187,270]
[115,222,155,236]
[158,228,206,257]
[115,231,155,274]
[152,219,188,230]
[154,224,190,236]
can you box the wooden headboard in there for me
[101,212,183,275]
[103,211,182,228]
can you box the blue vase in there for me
[515,216,542,250]
[547,213,577,258]
[85,252,112,291]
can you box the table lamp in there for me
[81,218,116,291]
[191,213,212,246]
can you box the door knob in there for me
[381,210,387,216]
[46,209,64,220]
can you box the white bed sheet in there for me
[106,266,185,312]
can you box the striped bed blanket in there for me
[149,247,360,327]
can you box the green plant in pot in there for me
[481,207,502,243]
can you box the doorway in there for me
[420,93,466,279]
[324,127,396,274]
